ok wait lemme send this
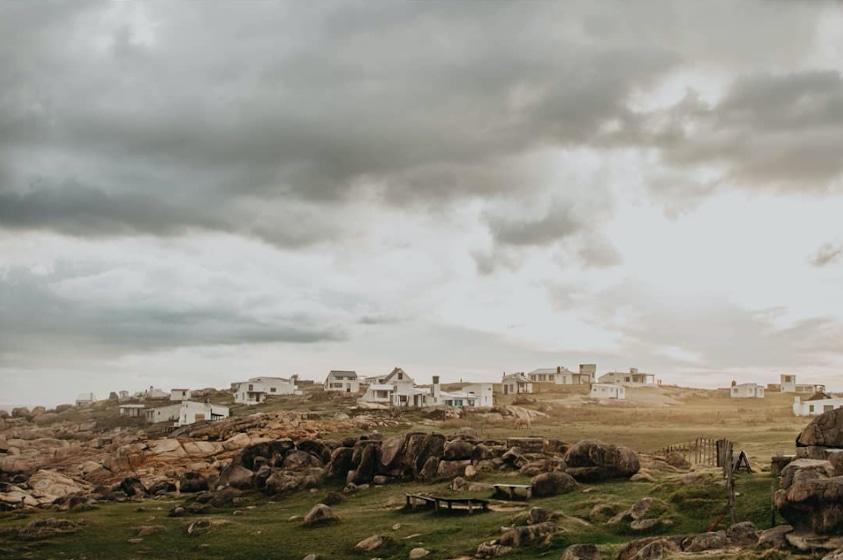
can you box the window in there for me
[270,387,276,392]
[398,372,403,380]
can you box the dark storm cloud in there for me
[615,70,843,194]
[0,1,679,247]
[0,268,346,366]
[0,183,222,237]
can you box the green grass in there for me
[0,471,779,560]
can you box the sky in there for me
[2,1,843,407]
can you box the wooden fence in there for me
[655,437,732,467]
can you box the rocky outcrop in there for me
[774,458,843,534]
[798,408,843,448]
[27,469,92,502]
[563,440,640,481]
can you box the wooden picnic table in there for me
[404,493,489,514]
[491,483,532,501]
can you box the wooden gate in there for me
[655,437,731,467]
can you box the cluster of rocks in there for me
[210,432,639,501]
[773,408,843,536]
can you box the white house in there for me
[527,364,596,385]
[463,383,494,407]
[793,394,843,416]
[143,386,168,399]
[358,367,434,407]
[527,367,564,383]
[177,401,229,426]
[145,403,181,424]
[324,370,360,393]
[599,368,655,385]
[118,404,146,417]
[501,372,533,395]
[233,376,300,405]
[170,388,191,401]
[75,392,96,406]
[590,383,626,400]
[118,390,130,401]
[730,383,765,399]
[779,374,826,394]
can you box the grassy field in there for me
[0,469,777,560]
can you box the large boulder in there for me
[219,464,254,490]
[798,408,843,448]
[561,543,599,560]
[774,458,843,534]
[239,440,295,469]
[435,459,470,480]
[403,433,445,476]
[563,440,640,481]
[327,447,354,479]
[265,471,304,495]
[179,472,209,493]
[418,456,440,481]
[530,471,577,497]
[379,435,407,473]
[118,476,147,498]
[347,441,379,485]
[284,450,324,471]
[443,439,475,461]
[296,439,331,464]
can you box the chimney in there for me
[431,375,441,401]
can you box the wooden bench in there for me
[491,483,532,501]
[404,494,489,514]
[405,493,436,510]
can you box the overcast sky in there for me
[2,1,843,406]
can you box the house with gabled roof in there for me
[324,370,360,393]
[232,375,300,405]
[501,372,533,395]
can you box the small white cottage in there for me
[501,372,533,395]
[177,401,229,426]
[143,386,168,399]
[793,394,843,416]
[598,368,655,385]
[145,403,181,424]
[463,383,494,407]
[730,383,765,399]
[232,376,300,405]
[75,392,96,406]
[324,370,360,393]
[590,383,626,400]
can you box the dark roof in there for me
[329,370,357,379]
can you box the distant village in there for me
[71,365,840,429]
